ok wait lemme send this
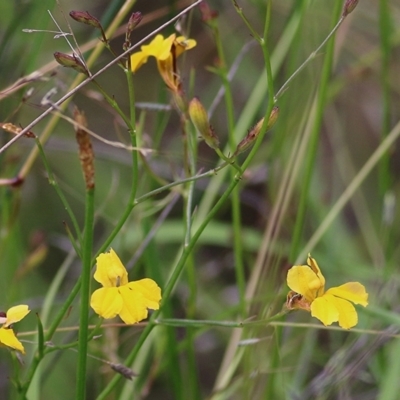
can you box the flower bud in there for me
[124,12,143,51]
[127,12,143,34]
[342,0,359,17]
[199,1,218,23]
[189,97,219,150]
[234,106,279,155]
[69,10,102,30]
[54,52,88,75]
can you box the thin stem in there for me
[275,16,344,101]
[91,80,132,128]
[76,187,95,400]
[155,311,288,328]
[232,1,262,43]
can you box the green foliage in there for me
[0,0,400,399]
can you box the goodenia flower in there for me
[0,305,30,354]
[130,33,196,92]
[286,255,368,329]
[90,249,162,324]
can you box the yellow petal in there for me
[141,34,175,60]
[332,296,358,329]
[310,295,339,326]
[175,36,197,57]
[157,57,177,91]
[118,287,149,324]
[311,294,359,329]
[140,34,164,55]
[90,287,123,319]
[325,282,368,307]
[157,34,176,60]
[94,249,128,288]
[118,279,162,324]
[307,254,325,290]
[287,265,324,302]
[5,305,30,327]
[130,51,149,73]
[0,327,25,353]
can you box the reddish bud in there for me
[342,0,359,17]
[54,52,88,75]
[199,1,218,23]
[124,12,143,51]
[69,10,102,30]
[127,12,142,34]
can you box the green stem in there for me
[275,15,344,101]
[215,148,242,174]
[76,187,95,400]
[92,80,132,129]
[155,311,288,328]
[232,0,262,43]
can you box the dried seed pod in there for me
[234,106,279,155]
[74,108,95,189]
[110,363,138,380]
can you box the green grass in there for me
[1,0,400,399]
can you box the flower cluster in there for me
[90,249,162,324]
[286,255,368,329]
[0,305,30,353]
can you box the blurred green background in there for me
[1,0,400,399]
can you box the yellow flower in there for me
[286,255,368,329]
[90,249,162,324]
[0,305,30,354]
[130,33,196,91]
